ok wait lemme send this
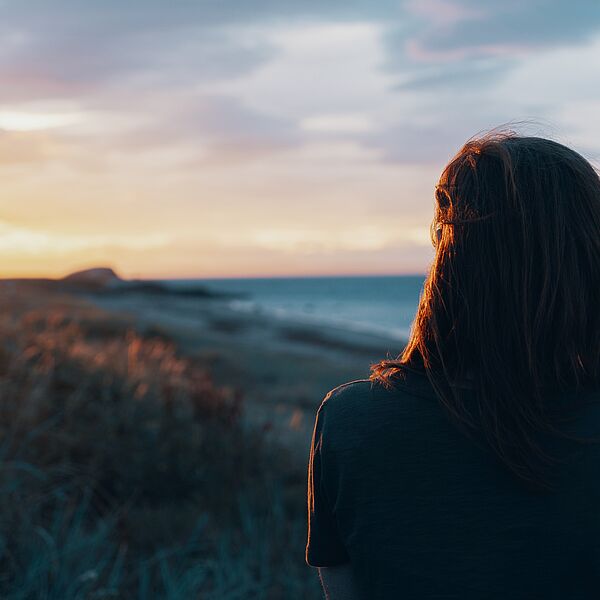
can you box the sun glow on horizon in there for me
[0,110,85,132]
[0,6,598,279]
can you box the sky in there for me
[1,0,600,279]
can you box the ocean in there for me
[160,275,427,341]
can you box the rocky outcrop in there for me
[0,267,245,299]
[62,267,122,288]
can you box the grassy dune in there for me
[0,284,322,599]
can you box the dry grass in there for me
[0,285,319,599]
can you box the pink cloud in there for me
[405,0,485,27]
[406,38,536,63]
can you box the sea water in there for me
[160,275,426,341]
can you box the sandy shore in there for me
[86,292,407,461]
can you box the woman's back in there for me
[306,371,600,599]
[307,131,600,598]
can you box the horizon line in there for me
[154,272,428,280]
[0,269,429,281]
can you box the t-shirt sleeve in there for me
[306,397,350,567]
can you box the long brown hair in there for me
[370,129,600,491]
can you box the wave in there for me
[225,298,410,342]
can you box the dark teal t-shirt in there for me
[306,367,600,599]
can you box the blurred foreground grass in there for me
[0,286,321,599]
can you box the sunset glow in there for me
[1,112,75,132]
[0,3,599,278]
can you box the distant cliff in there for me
[62,267,122,288]
[0,267,245,299]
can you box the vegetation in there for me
[0,287,320,599]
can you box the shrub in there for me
[0,293,320,598]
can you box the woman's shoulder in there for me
[314,374,443,461]
[319,378,397,418]
[315,379,374,429]
[318,371,438,427]
[321,367,436,408]
[321,378,374,406]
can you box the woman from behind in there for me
[306,130,600,599]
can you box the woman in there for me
[306,131,600,599]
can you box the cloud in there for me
[391,59,511,92]
[0,220,171,255]
[301,113,375,134]
[0,30,276,105]
[0,0,405,105]
[0,109,84,131]
[0,3,290,105]
[357,124,460,166]
[401,0,600,61]
[0,0,599,279]
[0,129,58,164]
[375,0,600,105]
[71,93,305,165]
[216,224,430,254]
[3,1,600,107]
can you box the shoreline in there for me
[0,278,408,462]
[83,291,408,460]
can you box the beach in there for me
[83,286,408,462]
